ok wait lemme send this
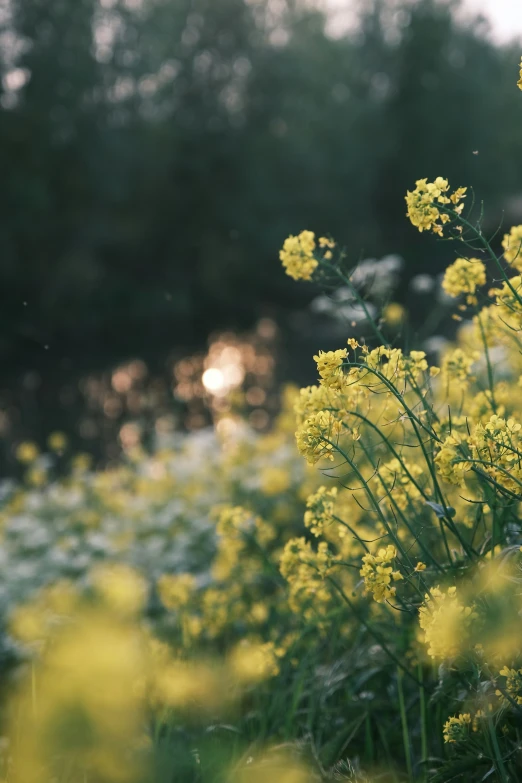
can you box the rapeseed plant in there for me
[274,58,522,782]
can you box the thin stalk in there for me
[488,717,509,783]
[419,662,428,782]
[319,258,388,345]
[328,576,425,689]
[397,666,413,782]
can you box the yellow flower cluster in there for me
[418,586,476,660]
[279,230,318,281]
[9,574,279,783]
[472,414,522,495]
[503,224,522,268]
[405,177,466,236]
[157,573,195,611]
[228,639,281,683]
[442,257,486,304]
[279,231,337,281]
[360,545,403,603]
[490,275,522,331]
[435,434,470,486]
[293,383,338,426]
[280,537,335,618]
[443,713,472,744]
[441,347,477,389]
[518,57,522,90]
[313,349,347,389]
[295,410,342,465]
[497,666,522,705]
[304,485,338,536]
[358,346,428,386]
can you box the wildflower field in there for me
[4,57,522,783]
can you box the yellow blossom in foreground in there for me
[442,257,486,303]
[279,230,317,281]
[360,545,403,603]
[9,607,147,783]
[518,57,522,90]
[443,713,471,743]
[228,640,280,683]
[91,563,148,617]
[230,751,313,783]
[418,586,476,660]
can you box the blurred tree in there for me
[0,0,521,374]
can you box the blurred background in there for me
[0,0,521,472]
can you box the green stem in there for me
[488,717,509,783]
[397,666,413,782]
[419,662,428,782]
[328,576,425,689]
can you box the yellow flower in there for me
[382,302,406,326]
[443,713,471,743]
[441,347,477,388]
[502,224,522,269]
[280,537,335,618]
[318,236,336,259]
[295,410,341,465]
[157,573,195,611]
[72,452,92,473]
[497,666,522,705]
[279,230,318,281]
[228,640,280,683]
[48,431,68,452]
[414,562,427,572]
[518,57,522,90]
[304,485,337,537]
[91,564,148,617]
[313,349,347,389]
[490,274,522,331]
[15,441,39,464]
[360,545,403,603]
[26,467,46,487]
[442,257,486,303]
[260,466,291,496]
[418,586,476,660]
[405,177,466,236]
